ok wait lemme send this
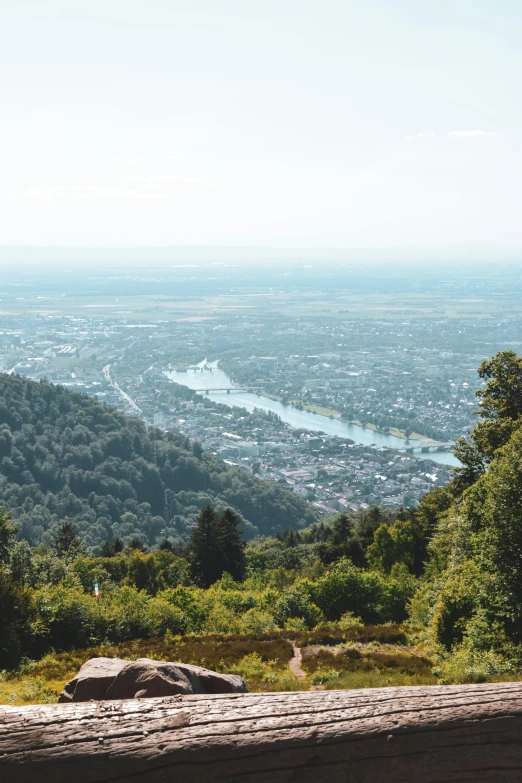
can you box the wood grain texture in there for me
[2,682,522,782]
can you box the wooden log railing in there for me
[2,682,522,782]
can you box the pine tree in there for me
[113,537,124,554]
[216,508,247,582]
[100,540,115,557]
[127,537,147,552]
[53,521,84,559]
[331,513,355,546]
[190,506,247,586]
[286,528,297,547]
[190,505,221,587]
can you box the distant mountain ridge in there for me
[0,374,317,552]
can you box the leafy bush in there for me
[309,559,416,624]
[273,585,324,630]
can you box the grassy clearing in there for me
[0,677,66,706]
[386,427,425,441]
[0,625,440,705]
[301,647,437,689]
[293,624,408,647]
[0,633,299,705]
[356,422,425,441]
[301,403,341,418]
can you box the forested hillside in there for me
[0,374,317,551]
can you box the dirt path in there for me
[288,642,306,681]
[289,642,325,690]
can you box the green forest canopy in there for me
[0,374,317,552]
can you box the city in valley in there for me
[2,261,521,517]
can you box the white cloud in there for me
[404,132,436,140]
[448,130,499,138]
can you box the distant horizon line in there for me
[1,242,522,266]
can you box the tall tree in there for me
[317,513,365,567]
[330,513,356,546]
[53,520,84,559]
[127,537,147,552]
[0,570,33,668]
[464,426,522,638]
[190,506,247,586]
[453,351,522,493]
[8,540,33,588]
[190,505,221,587]
[0,508,15,565]
[216,508,247,583]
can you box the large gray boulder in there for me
[58,657,247,703]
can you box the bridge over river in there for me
[395,440,456,453]
[165,364,461,467]
[202,387,249,393]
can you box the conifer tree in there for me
[100,541,115,557]
[216,508,247,582]
[127,537,147,552]
[331,513,355,546]
[53,521,84,559]
[190,505,221,587]
[190,506,246,586]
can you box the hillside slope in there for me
[0,374,317,551]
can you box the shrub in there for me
[30,583,106,654]
[430,562,479,651]
[308,560,415,624]
[273,585,324,630]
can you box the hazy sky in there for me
[2,0,522,251]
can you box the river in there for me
[165,362,460,467]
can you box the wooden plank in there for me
[1,683,522,782]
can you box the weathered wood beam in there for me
[2,682,522,782]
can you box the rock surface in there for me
[58,657,246,702]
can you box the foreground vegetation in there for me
[1,624,436,705]
[3,351,522,703]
